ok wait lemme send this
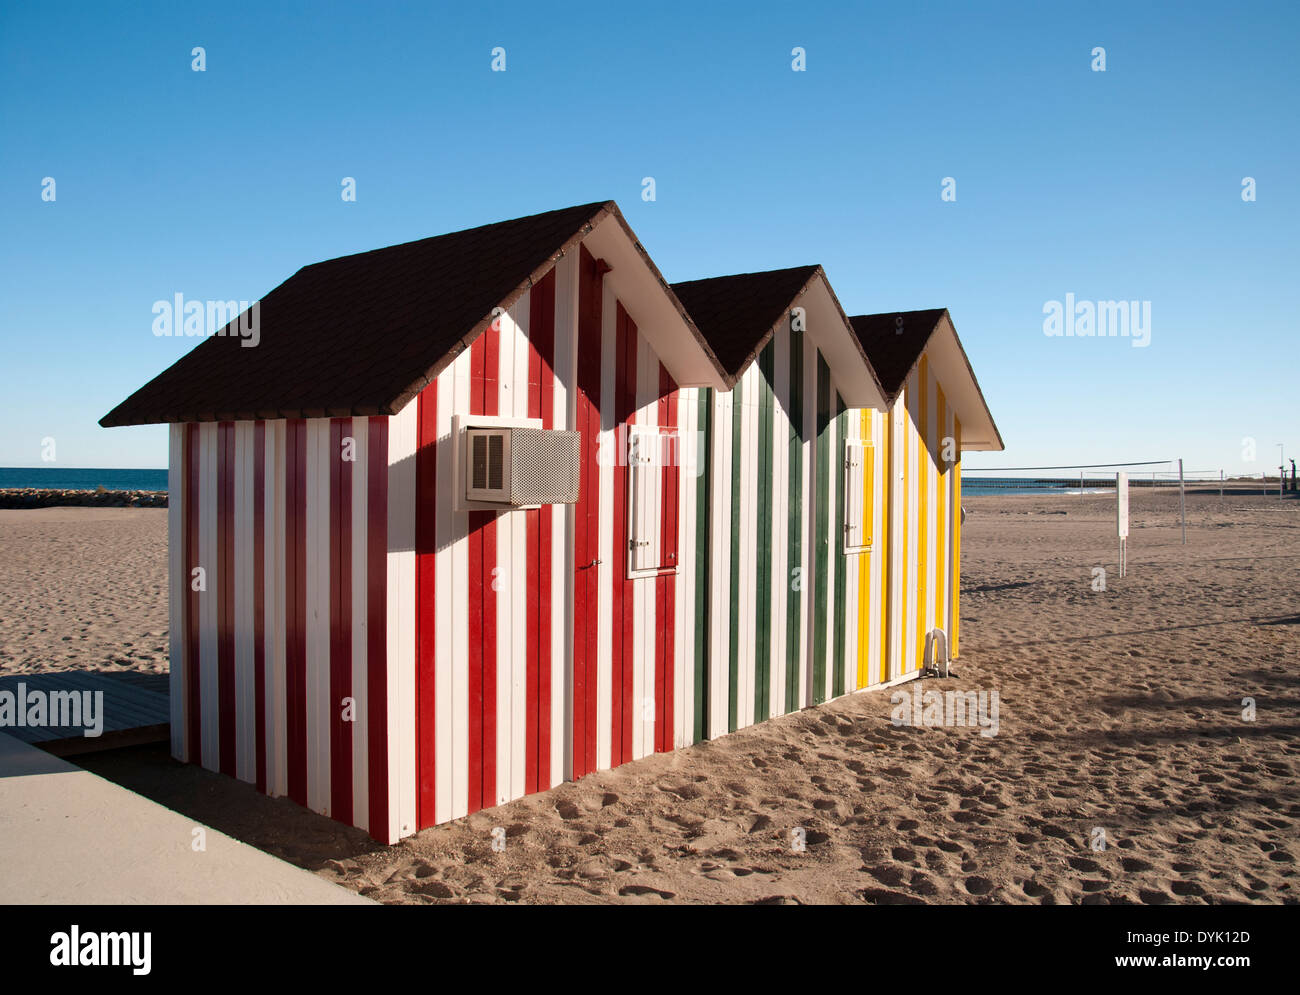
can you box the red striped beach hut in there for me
[102,202,730,842]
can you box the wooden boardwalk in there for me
[0,671,168,755]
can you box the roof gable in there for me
[849,308,1003,451]
[670,266,884,407]
[846,309,948,400]
[670,266,819,377]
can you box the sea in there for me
[0,467,169,491]
[0,467,1153,497]
[962,475,1160,496]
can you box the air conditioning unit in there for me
[464,427,581,506]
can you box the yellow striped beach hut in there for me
[847,310,1004,683]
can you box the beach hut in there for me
[101,202,731,842]
[668,267,886,739]
[101,202,1003,845]
[846,310,1003,678]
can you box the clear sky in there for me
[1,0,1296,477]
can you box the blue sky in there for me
[1,0,1296,477]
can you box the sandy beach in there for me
[5,490,1297,904]
[0,507,169,677]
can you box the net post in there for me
[1179,458,1186,545]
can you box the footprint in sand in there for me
[859,887,925,905]
[660,783,705,801]
[1120,857,1154,872]
[663,813,704,832]
[910,873,940,896]
[618,884,675,899]
[866,865,907,887]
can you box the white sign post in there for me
[1116,471,1129,577]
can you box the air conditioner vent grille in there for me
[511,428,580,505]
[468,433,506,492]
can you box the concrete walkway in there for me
[0,733,372,904]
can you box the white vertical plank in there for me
[303,420,319,810]
[168,424,186,760]
[433,367,455,826]
[842,411,858,698]
[739,366,758,729]
[771,328,789,717]
[386,401,418,840]
[199,421,219,770]
[350,417,370,834]
[630,342,646,759]
[307,419,331,816]
[506,296,529,804]
[268,420,288,797]
[495,303,514,805]
[234,421,254,783]
[450,350,471,820]
[709,389,731,737]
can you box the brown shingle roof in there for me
[101,202,618,426]
[847,308,948,401]
[669,266,820,377]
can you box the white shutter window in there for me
[628,427,656,574]
[844,439,873,553]
[626,426,679,576]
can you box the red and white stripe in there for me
[171,415,406,842]
[406,241,689,829]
